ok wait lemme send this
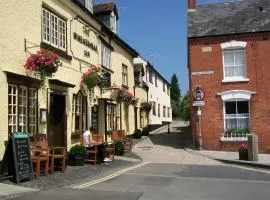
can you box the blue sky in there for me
[93,0,235,95]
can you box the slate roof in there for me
[188,0,270,38]
[94,2,119,20]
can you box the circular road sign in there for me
[192,88,205,101]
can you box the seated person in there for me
[83,127,111,162]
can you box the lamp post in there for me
[197,106,202,150]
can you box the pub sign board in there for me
[0,132,33,183]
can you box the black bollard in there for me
[168,122,170,134]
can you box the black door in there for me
[48,93,66,147]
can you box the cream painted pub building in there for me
[0,0,149,158]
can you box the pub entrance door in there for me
[48,93,66,147]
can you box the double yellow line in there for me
[72,162,149,189]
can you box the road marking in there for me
[72,162,149,189]
[225,164,270,174]
[125,172,270,183]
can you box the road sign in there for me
[193,101,205,107]
[192,88,205,101]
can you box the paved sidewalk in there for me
[0,155,140,199]
[0,183,38,200]
[133,121,222,165]
[185,148,270,169]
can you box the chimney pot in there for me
[188,0,196,10]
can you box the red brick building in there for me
[188,0,270,153]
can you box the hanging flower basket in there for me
[131,98,139,106]
[141,102,152,113]
[80,65,104,92]
[116,87,134,104]
[24,49,60,87]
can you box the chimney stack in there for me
[188,0,196,10]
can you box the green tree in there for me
[170,74,181,118]
[180,91,191,121]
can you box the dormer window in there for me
[78,0,93,13]
[110,14,117,33]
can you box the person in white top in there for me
[82,127,111,163]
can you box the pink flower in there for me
[45,60,53,66]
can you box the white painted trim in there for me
[220,136,248,142]
[217,90,256,101]
[220,40,247,49]
[222,78,249,83]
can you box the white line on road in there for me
[125,172,270,184]
[72,162,149,189]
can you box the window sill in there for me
[222,78,249,83]
[220,136,248,142]
[40,42,72,61]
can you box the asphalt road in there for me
[9,121,270,199]
[12,163,270,200]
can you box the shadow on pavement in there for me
[149,124,192,149]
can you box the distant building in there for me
[134,57,172,131]
[188,0,270,152]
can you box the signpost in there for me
[192,88,205,150]
[0,132,33,183]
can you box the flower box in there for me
[238,144,248,160]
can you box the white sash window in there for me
[221,41,248,82]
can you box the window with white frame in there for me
[152,101,156,116]
[167,107,170,118]
[221,41,247,80]
[102,44,111,69]
[107,104,116,131]
[8,85,37,135]
[224,100,249,137]
[110,15,117,33]
[149,70,153,84]
[140,108,144,128]
[163,106,166,117]
[158,103,160,117]
[42,8,66,50]
[122,65,128,86]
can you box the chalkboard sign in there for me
[0,132,33,183]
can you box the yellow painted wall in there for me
[0,0,139,158]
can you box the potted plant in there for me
[115,141,124,156]
[239,143,248,160]
[80,64,104,93]
[142,126,150,136]
[133,129,142,139]
[24,49,60,87]
[68,145,88,166]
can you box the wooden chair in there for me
[105,131,118,161]
[50,147,66,173]
[30,149,41,178]
[33,134,66,174]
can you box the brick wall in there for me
[188,33,270,153]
